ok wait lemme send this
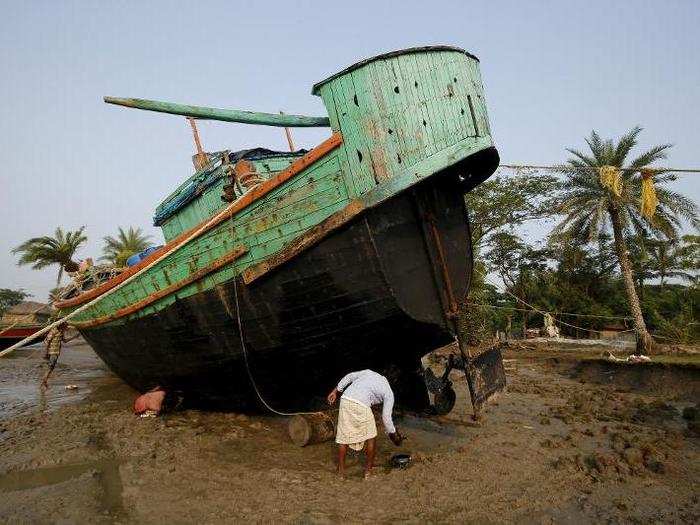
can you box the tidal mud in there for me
[1,341,698,523]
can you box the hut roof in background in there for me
[5,301,53,316]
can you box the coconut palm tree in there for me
[12,227,88,287]
[554,127,699,353]
[101,227,152,267]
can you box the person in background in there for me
[41,322,78,387]
[327,369,404,479]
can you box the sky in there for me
[1,0,698,300]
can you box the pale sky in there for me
[1,0,698,300]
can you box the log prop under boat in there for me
[55,46,505,412]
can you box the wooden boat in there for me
[0,301,51,350]
[55,46,501,411]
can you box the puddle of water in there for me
[0,460,125,516]
[0,341,122,421]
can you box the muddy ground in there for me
[1,340,698,524]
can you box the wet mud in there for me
[1,341,699,523]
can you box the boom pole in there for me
[104,97,330,128]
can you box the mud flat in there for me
[1,342,699,523]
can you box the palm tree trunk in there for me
[608,205,653,354]
[56,267,64,289]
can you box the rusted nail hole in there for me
[414,80,418,88]
[397,154,402,164]
[357,150,363,162]
[387,128,393,134]
[394,86,400,94]
[353,94,359,106]
[422,119,427,127]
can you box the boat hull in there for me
[79,170,475,411]
[0,326,45,350]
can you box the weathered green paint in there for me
[104,97,331,127]
[158,153,304,242]
[64,47,495,326]
[315,47,492,198]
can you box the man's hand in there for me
[327,388,338,406]
[389,430,405,446]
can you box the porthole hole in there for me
[394,86,400,94]
[353,94,359,106]
[422,119,427,127]
[387,128,393,135]
[357,150,363,162]
[414,80,418,88]
[453,77,458,83]
[460,108,465,115]
[397,154,402,164]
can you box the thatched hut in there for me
[1,301,52,326]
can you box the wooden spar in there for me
[187,117,209,170]
[280,111,296,152]
[104,97,331,128]
[54,132,343,310]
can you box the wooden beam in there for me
[104,97,331,128]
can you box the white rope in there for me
[474,269,635,336]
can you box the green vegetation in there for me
[555,127,698,352]
[101,227,152,267]
[0,288,31,317]
[466,128,699,348]
[12,226,87,287]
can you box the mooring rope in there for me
[226,205,319,417]
[474,268,636,336]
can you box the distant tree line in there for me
[466,127,699,350]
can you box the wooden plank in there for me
[56,133,343,309]
[72,246,248,328]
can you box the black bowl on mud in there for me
[391,454,412,469]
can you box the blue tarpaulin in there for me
[153,148,306,227]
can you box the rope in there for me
[226,208,319,417]
[465,302,632,320]
[499,164,700,174]
[474,269,635,335]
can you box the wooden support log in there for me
[288,413,335,447]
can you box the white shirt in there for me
[336,369,396,434]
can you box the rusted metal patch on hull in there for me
[71,246,248,328]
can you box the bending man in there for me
[327,369,404,479]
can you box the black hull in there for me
[81,170,478,411]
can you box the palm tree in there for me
[554,127,699,353]
[12,227,87,287]
[101,227,152,267]
[643,237,697,286]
